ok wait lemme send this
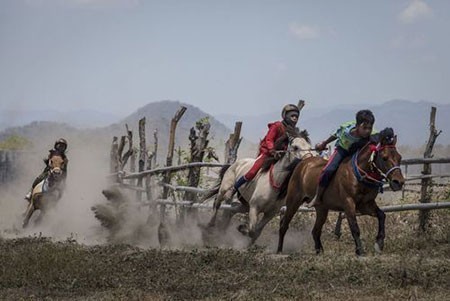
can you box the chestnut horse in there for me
[23,150,67,228]
[277,129,405,255]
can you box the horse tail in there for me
[201,164,231,201]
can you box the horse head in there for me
[370,127,405,191]
[48,151,66,183]
[287,129,317,161]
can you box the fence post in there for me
[145,151,154,202]
[224,121,242,164]
[119,124,134,172]
[136,117,146,201]
[160,106,187,221]
[110,136,121,183]
[153,129,158,167]
[156,106,186,247]
[419,106,442,232]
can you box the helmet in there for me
[54,138,68,151]
[281,104,300,119]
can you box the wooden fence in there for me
[0,150,20,185]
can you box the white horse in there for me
[204,131,317,243]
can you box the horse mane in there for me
[260,127,310,173]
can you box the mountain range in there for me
[0,100,448,164]
[0,101,257,163]
[216,100,450,146]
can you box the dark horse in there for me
[277,128,405,255]
[23,150,67,228]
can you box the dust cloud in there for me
[0,140,110,244]
[0,137,311,253]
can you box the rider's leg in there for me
[25,170,48,201]
[307,147,347,207]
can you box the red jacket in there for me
[259,121,287,155]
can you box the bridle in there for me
[368,143,402,180]
[283,136,317,161]
[352,142,401,190]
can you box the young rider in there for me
[307,110,376,207]
[230,104,300,197]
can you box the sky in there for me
[1,0,449,117]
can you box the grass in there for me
[1,190,449,300]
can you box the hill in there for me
[0,101,257,164]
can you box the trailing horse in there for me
[204,130,317,244]
[23,150,67,228]
[277,128,405,255]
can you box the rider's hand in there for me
[270,149,282,160]
[315,141,327,151]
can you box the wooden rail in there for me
[150,199,450,214]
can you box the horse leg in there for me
[345,205,364,256]
[250,210,277,245]
[311,207,329,254]
[219,195,249,231]
[334,212,345,239]
[207,191,227,228]
[23,202,35,228]
[277,196,304,254]
[374,206,386,253]
[238,206,257,237]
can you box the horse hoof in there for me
[374,242,383,253]
[355,249,365,257]
[237,224,248,235]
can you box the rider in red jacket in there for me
[231,104,300,195]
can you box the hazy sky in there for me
[1,0,449,116]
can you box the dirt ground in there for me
[1,207,449,301]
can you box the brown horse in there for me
[23,150,67,228]
[277,129,405,255]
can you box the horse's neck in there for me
[272,154,292,177]
[46,176,55,188]
[47,175,62,189]
[355,147,372,171]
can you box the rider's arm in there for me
[264,123,281,152]
[316,135,337,151]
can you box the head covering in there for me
[281,104,299,119]
[54,138,68,152]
